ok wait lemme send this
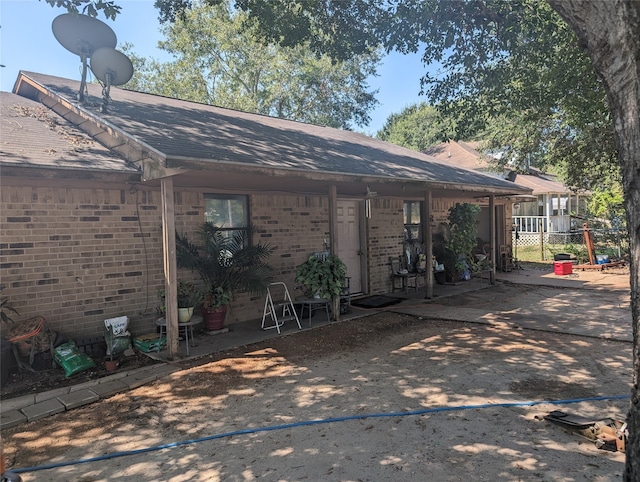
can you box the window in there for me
[551,194,568,216]
[204,194,249,242]
[537,195,545,216]
[403,201,422,242]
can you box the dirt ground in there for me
[1,279,633,482]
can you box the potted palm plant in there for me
[176,222,274,331]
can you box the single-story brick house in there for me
[1,72,531,346]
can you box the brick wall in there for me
[0,177,464,340]
[0,180,165,339]
[0,183,335,339]
[230,194,330,323]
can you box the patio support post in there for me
[489,195,496,285]
[328,184,340,320]
[424,190,433,299]
[161,176,179,358]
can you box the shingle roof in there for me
[512,173,571,195]
[424,140,493,171]
[0,91,138,174]
[14,72,530,196]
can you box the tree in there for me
[44,0,640,477]
[545,3,639,478]
[42,0,120,18]
[124,1,380,129]
[376,103,456,151]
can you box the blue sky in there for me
[1,0,427,134]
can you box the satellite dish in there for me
[52,13,117,57]
[90,48,133,86]
[52,13,117,102]
[90,47,133,112]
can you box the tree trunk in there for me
[547,1,640,479]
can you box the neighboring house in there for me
[506,169,589,237]
[426,140,589,241]
[1,72,530,342]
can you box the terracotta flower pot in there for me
[105,359,119,371]
[202,305,227,331]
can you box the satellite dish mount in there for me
[52,13,132,109]
[90,47,133,113]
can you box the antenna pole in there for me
[78,54,88,103]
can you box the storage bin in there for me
[554,261,573,275]
[134,333,166,352]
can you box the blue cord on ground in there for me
[11,394,630,474]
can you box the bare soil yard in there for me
[1,281,633,481]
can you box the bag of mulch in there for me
[104,316,132,356]
[54,340,95,377]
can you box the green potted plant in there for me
[433,203,480,282]
[295,255,347,299]
[176,222,274,331]
[177,281,202,323]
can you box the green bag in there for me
[54,340,95,377]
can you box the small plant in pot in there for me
[177,281,202,323]
[176,222,274,332]
[104,324,119,371]
[434,203,480,282]
[295,255,347,317]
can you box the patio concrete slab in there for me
[20,398,65,422]
[57,389,99,410]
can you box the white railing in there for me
[513,216,547,233]
[513,215,574,233]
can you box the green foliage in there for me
[295,255,347,299]
[587,186,626,230]
[157,280,203,314]
[125,1,380,129]
[176,281,202,308]
[551,244,589,264]
[176,222,274,309]
[43,0,121,19]
[152,0,622,192]
[0,285,18,323]
[376,103,454,151]
[155,0,384,61]
[446,203,481,269]
[432,203,481,280]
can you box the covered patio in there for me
[147,273,497,361]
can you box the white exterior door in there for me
[337,200,362,294]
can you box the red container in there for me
[554,261,573,275]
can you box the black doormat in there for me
[351,295,403,309]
